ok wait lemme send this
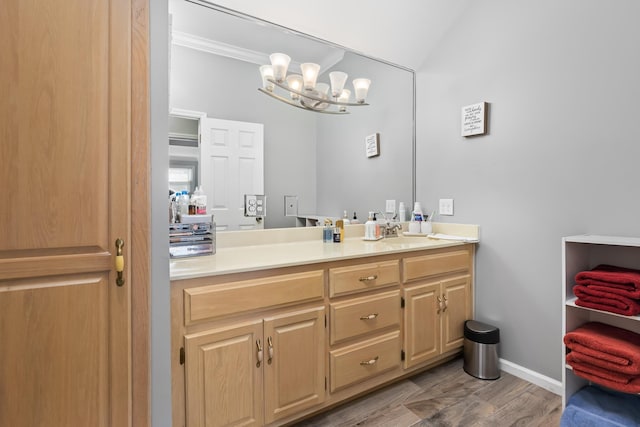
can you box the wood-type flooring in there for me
[295,357,561,427]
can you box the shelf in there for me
[566,297,640,323]
[563,235,640,247]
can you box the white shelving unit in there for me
[562,235,640,407]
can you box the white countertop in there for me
[170,222,479,281]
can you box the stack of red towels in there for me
[564,322,640,393]
[573,264,640,316]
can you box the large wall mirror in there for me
[169,0,415,230]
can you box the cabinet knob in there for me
[267,336,274,364]
[359,313,379,321]
[256,339,263,367]
[360,356,379,366]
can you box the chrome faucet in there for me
[376,212,402,237]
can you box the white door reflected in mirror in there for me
[200,118,265,231]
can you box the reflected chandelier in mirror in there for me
[258,52,371,114]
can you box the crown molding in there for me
[172,30,268,65]
[171,30,345,75]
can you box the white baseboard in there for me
[499,358,563,396]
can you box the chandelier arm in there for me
[258,88,350,114]
[267,79,368,107]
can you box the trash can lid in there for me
[464,320,500,344]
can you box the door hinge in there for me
[180,347,185,365]
[401,297,405,308]
[401,350,405,361]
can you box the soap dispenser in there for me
[364,212,376,240]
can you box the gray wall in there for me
[416,0,640,380]
[170,46,318,228]
[150,0,172,425]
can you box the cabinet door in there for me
[0,0,134,425]
[263,307,325,424]
[404,282,441,368]
[441,275,471,353]
[184,321,264,427]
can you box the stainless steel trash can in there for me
[463,320,500,380]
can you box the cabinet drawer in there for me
[330,291,400,345]
[329,331,401,392]
[184,270,324,325]
[403,249,470,282]
[329,260,400,297]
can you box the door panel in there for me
[184,321,264,427]
[0,0,132,425]
[0,275,109,426]
[404,282,440,368]
[263,307,325,424]
[442,275,471,353]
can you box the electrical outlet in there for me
[385,199,396,213]
[439,198,454,216]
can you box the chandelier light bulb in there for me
[353,78,371,103]
[337,89,351,112]
[329,71,348,98]
[259,65,275,91]
[269,53,291,83]
[286,74,303,100]
[300,63,321,91]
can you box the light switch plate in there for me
[385,199,396,214]
[439,198,454,216]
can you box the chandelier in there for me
[258,53,371,115]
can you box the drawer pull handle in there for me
[256,339,263,368]
[359,275,378,282]
[360,356,379,366]
[267,336,274,365]
[442,295,448,312]
[437,296,443,314]
[360,313,379,320]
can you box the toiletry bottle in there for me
[365,212,375,240]
[336,219,344,242]
[373,213,381,239]
[333,227,341,242]
[351,211,360,224]
[412,202,423,222]
[179,190,189,221]
[342,210,351,225]
[398,202,406,222]
[323,219,333,242]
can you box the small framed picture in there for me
[365,133,380,158]
[461,102,488,137]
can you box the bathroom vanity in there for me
[170,224,478,427]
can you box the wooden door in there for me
[441,275,472,353]
[184,321,264,427]
[263,307,325,424]
[0,0,135,425]
[403,282,441,368]
[200,118,264,231]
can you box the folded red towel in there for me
[567,352,640,377]
[583,284,640,300]
[563,322,640,371]
[573,285,640,316]
[575,264,640,295]
[571,364,640,394]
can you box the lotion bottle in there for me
[364,212,376,240]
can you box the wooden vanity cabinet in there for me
[402,248,473,369]
[183,307,325,427]
[172,244,475,426]
[174,270,326,427]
